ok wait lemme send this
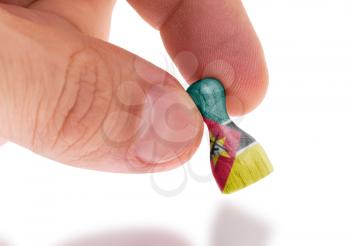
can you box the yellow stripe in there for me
[223,143,273,194]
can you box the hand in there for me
[0,0,268,173]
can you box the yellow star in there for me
[210,133,231,166]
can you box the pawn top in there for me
[187,78,230,124]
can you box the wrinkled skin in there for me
[0,0,268,173]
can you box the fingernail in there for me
[134,85,203,164]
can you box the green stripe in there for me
[187,78,230,124]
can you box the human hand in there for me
[0,0,267,173]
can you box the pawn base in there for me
[222,143,273,194]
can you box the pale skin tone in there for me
[0,0,268,173]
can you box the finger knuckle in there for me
[40,47,114,158]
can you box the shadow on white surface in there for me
[0,239,11,246]
[55,202,271,246]
[211,201,272,246]
[57,228,192,246]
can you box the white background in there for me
[1,0,350,245]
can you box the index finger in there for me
[128,0,268,115]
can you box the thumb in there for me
[0,6,203,172]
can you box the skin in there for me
[0,0,268,173]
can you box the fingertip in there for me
[133,128,203,173]
[226,57,269,116]
[132,83,204,170]
[157,0,269,116]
